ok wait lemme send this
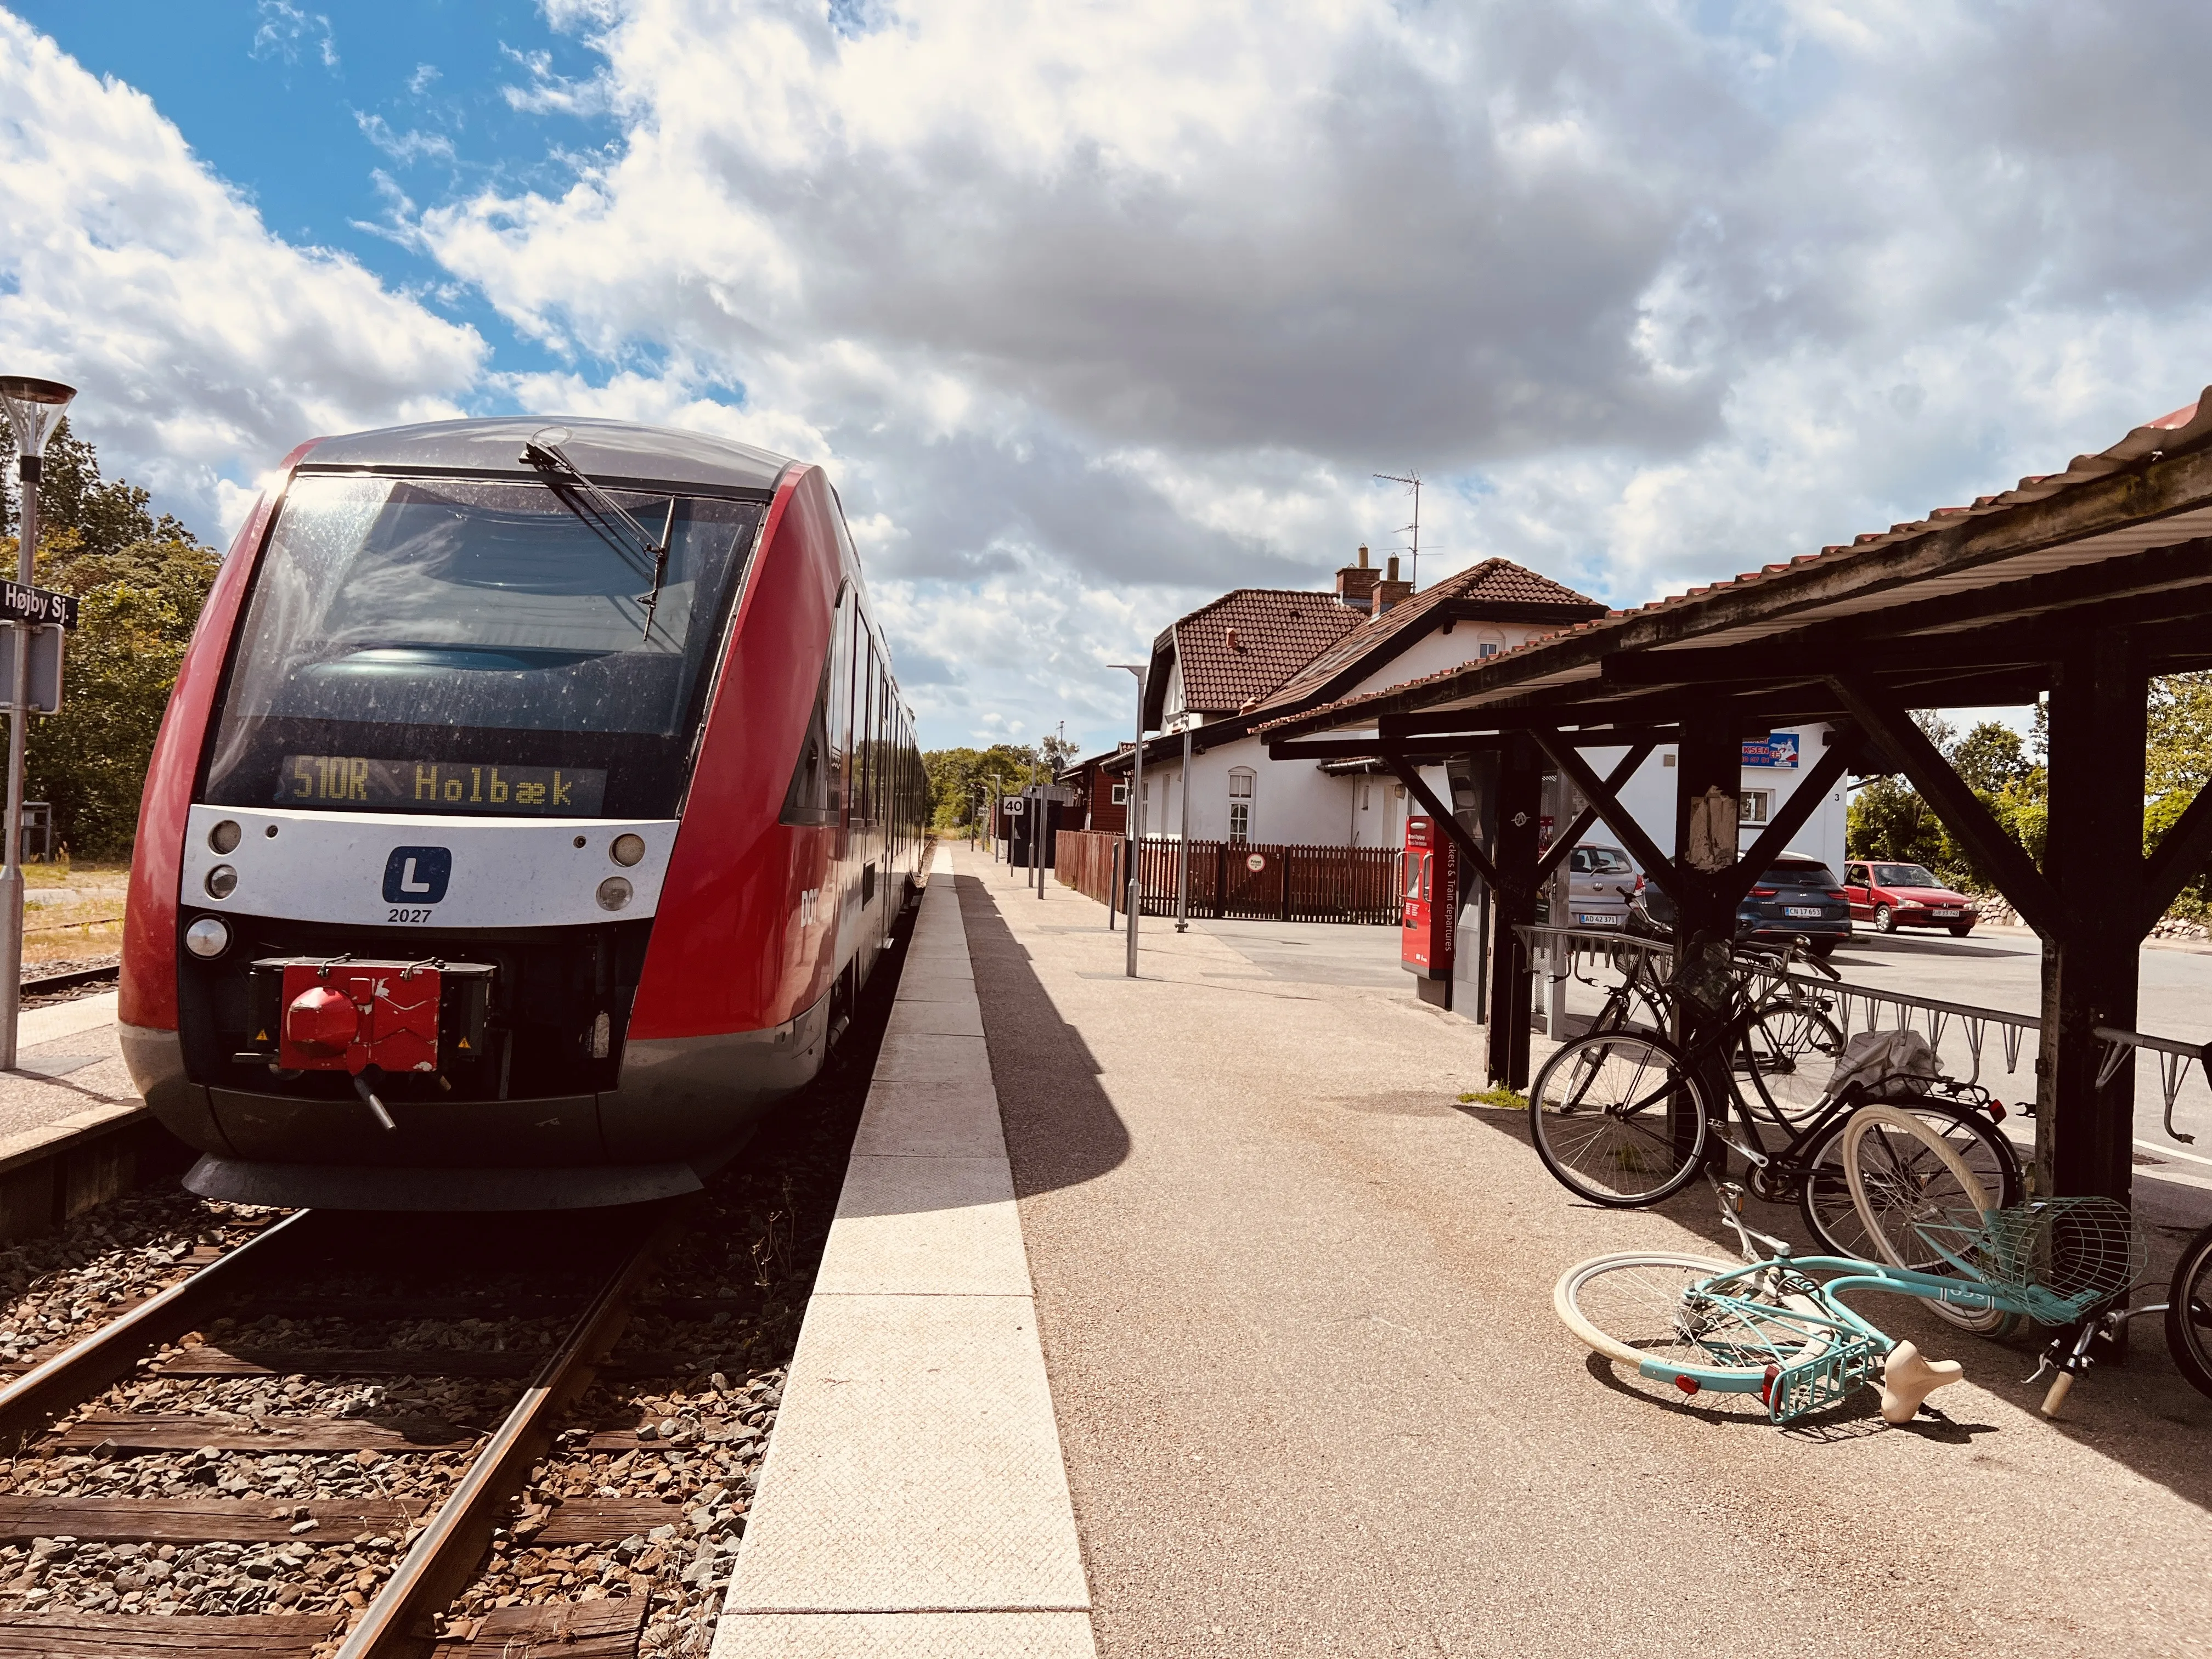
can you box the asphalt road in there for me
[1187,914,2212,1173]
[963,855,2212,1658]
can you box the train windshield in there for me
[202,475,764,819]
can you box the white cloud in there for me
[19,1,2212,756]
[398,0,2212,748]
[251,0,338,71]
[354,111,458,167]
[0,13,485,537]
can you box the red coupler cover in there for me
[276,962,442,1075]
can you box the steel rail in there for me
[19,962,119,998]
[335,1203,680,1659]
[0,1207,319,1453]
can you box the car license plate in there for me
[1934,908,1960,917]
[1575,913,1621,927]
[1783,905,1824,918]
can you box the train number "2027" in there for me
[387,908,435,924]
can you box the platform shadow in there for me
[954,874,1133,1199]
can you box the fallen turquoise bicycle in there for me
[1554,1104,2146,1424]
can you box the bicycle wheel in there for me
[1555,1251,1831,1380]
[1801,1101,2023,1262]
[1528,1031,1711,1206]
[1739,1006,1845,1125]
[1840,1104,2008,1334]
[2166,1222,2212,1402]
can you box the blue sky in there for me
[15,2,607,393]
[6,2,2212,754]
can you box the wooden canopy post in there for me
[2040,630,2148,1202]
[1488,737,1543,1089]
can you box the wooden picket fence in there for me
[1054,830,1404,925]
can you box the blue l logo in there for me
[382,846,452,905]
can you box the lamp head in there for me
[0,375,76,465]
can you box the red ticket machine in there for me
[1401,816,1457,983]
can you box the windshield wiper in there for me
[519,426,674,641]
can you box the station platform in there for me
[726,844,2210,1658]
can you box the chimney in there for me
[1225,624,1243,652]
[1335,543,1380,611]
[1371,554,1413,616]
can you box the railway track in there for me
[19,962,120,1001]
[0,880,918,1655]
[0,1204,696,1657]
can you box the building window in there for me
[1227,768,1255,843]
[1111,782,1127,805]
[1740,789,1772,825]
[1478,642,1499,658]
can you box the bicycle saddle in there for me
[1877,1340,1963,1424]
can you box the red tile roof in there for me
[1240,558,1601,720]
[1165,589,1365,714]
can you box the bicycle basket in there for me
[1923,1198,2147,1323]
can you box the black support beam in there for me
[1826,676,2068,938]
[1530,730,1685,907]
[1534,744,1656,887]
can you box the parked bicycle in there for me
[1555,1111,2149,1424]
[1568,934,1846,1124]
[1526,939,2022,1278]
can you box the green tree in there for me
[1950,721,2029,794]
[2,420,218,857]
[923,743,1043,828]
[2146,672,2212,911]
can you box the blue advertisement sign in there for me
[1743,731,1801,769]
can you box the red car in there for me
[1841,861,1979,936]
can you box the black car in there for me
[1624,853,1852,958]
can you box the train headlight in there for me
[596,876,633,912]
[208,820,242,854]
[205,865,238,900]
[184,917,231,959]
[610,833,646,867]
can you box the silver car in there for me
[1562,844,1636,929]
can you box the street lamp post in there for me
[1175,723,1193,932]
[0,376,74,1073]
[1111,664,1148,977]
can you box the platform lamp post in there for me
[0,376,73,1073]
[1175,723,1192,932]
[1111,664,1148,977]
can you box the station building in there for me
[1087,551,1851,878]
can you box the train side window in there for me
[785,586,851,828]
[779,650,836,826]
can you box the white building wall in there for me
[1141,731,1359,846]
[1141,618,1558,851]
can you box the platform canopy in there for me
[1261,391,2212,1204]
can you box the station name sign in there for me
[0,582,78,631]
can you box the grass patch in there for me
[1457,1085,1528,1110]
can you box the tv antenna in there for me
[1373,470,1421,589]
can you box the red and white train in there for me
[120,417,925,1209]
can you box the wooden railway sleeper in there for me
[335,1200,686,1659]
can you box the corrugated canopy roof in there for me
[1263,390,2212,744]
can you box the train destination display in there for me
[279,754,610,815]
